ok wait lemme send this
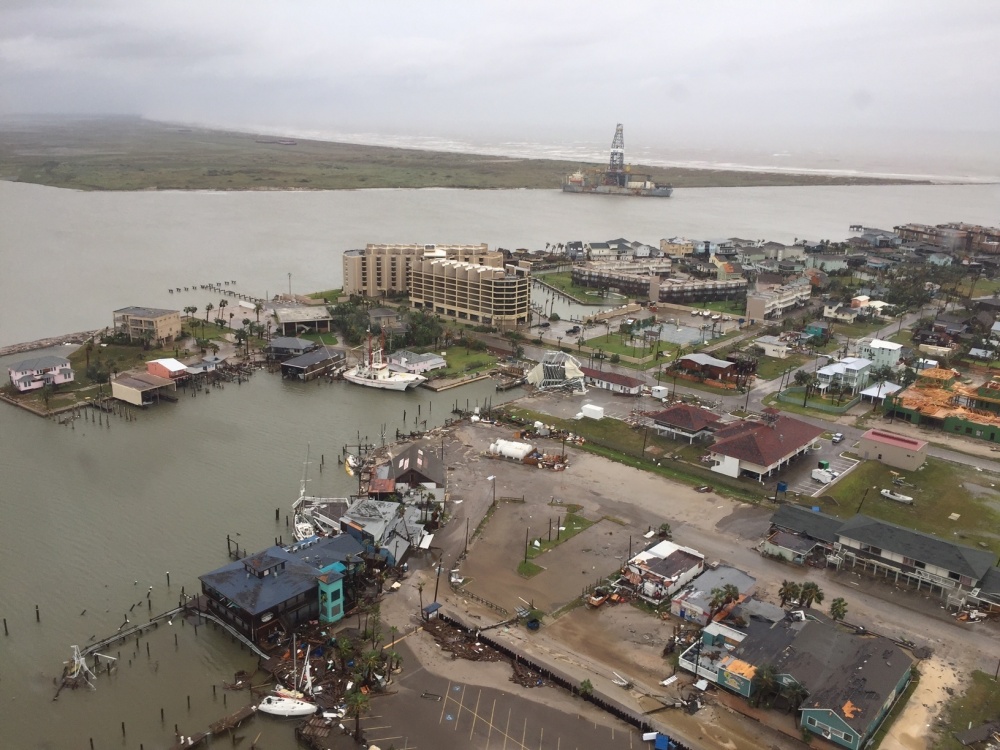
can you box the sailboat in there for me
[342,329,426,391]
[258,637,318,717]
[292,447,319,542]
[344,453,358,477]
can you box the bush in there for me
[549,312,560,322]
[609,353,621,364]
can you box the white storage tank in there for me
[489,439,534,461]
[651,386,669,399]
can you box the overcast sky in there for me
[3,1,999,164]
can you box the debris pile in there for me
[423,618,504,662]
[510,660,548,688]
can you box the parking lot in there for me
[782,435,860,499]
[354,642,643,750]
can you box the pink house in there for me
[8,355,75,392]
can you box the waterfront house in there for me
[392,443,445,489]
[805,320,830,341]
[7,355,75,392]
[265,337,317,361]
[113,306,181,345]
[280,346,344,381]
[368,307,409,335]
[823,305,858,323]
[147,358,188,380]
[199,534,365,644]
[272,306,334,337]
[388,350,446,374]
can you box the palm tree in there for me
[800,581,824,609]
[218,299,228,322]
[707,583,740,623]
[829,597,848,621]
[417,582,424,615]
[579,678,594,697]
[183,305,197,320]
[779,681,809,714]
[204,302,213,322]
[253,302,263,323]
[751,663,779,708]
[361,649,381,681]
[344,689,370,742]
[335,637,354,674]
[778,580,800,608]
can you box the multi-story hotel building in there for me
[409,259,530,327]
[342,243,502,297]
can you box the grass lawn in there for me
[584,333,669,360]
[308,288,343,302]
[526,512,595,560]
[499,406,765,502]
[820,458,1000,555]
[829,319,887,339]
[933,671,1000,750]
[295,330,339,346]
[755,353,809,381]
[517,560,545,578]
[688,299,746,315]
[535,272,593,301]
[435,346,497,378]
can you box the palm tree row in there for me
[777,579,825,609]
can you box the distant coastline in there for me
[0,116,932,192]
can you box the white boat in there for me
[343,330,426,391]
[258,694,317,717]
[291,449,320,542]
[880,488,914,504]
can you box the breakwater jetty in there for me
[0,329,100,358]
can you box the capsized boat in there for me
[343,329,426,391]
[258,694,317,717]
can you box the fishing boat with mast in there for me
[343,329,426,391]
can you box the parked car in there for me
[831,433,844,443]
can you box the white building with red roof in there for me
[580,366,644,395]
[707,412,824,479]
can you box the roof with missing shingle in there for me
[770,505,844,544]
[710,416,824,468]
[838,515,995,580]
[649,403,721,432]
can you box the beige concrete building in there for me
[744,280,812,320]
[857,429,928,471]
[660,237,695,256]
[342,243,502,297]
[409,259,530,328]
[113,307,182,345]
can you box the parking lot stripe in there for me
[539,726,544,749]
[485,698,496,750]
[439,680,452,724]
[454,684,468,731]
[521,716,527,749]
[469,688,482,741]
[503,707,511,750]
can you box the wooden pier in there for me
[168,704,257,749]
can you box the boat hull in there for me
[343,369,425,390]
[258,696,317,717]
[562,184,673,197]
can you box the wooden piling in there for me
[35,605,39,622]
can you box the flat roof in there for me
[273,306,333,323]
[860,428,928,451]
[148,358,187,372]
[114,372,175,391]
[114,306,178,318]
[282,346,344,369]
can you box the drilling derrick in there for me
[606,124,626,187]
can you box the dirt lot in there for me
[395,417,998,750]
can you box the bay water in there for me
[1,179,998,748]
